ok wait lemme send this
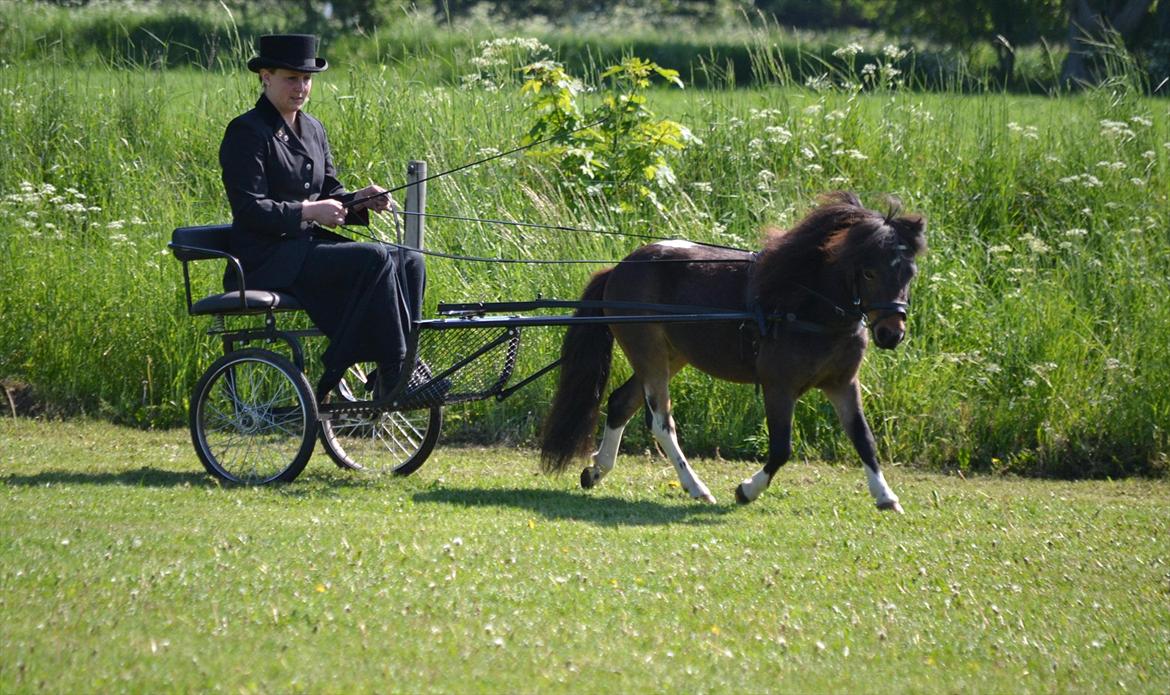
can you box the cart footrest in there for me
[409,324,520,405]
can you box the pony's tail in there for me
[540,269,614,473]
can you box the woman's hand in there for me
[302,199,347,227]
[352,184,393,213]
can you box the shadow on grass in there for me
[2,467,212,488]
[413,486,735,527]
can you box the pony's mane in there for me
[749,191,926,309]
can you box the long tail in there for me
[540,268,614,473]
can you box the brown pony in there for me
[540,192,926,511]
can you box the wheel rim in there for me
[197,357,312,484]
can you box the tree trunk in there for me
[1059,0,1155,87]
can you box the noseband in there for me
[851,266,910,330]
[859,299,909,327]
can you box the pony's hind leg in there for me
[581,376,643,489]
[643,376,716,504]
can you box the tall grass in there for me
[0,24,1167,476]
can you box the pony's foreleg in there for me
[736,387,795,505]
[644,380,716,504]
[825,380,903,513]
[581,377,643,489]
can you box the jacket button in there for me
[303,182,310,190]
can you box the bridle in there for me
[850,258,912,329]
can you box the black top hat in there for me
[247,34,328,73]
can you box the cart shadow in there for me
[412,486,735,527]
[2,467,213,488]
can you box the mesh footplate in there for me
[403,325,520,406]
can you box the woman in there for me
[219,34,425,400]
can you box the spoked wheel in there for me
[319,362,442,476]
[190,348,318,484]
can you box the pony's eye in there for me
[863,269,877,281]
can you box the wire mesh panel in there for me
[407,324,521,406]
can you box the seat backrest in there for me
[170,224,233,262]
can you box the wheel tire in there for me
[190,348,318,484]
[319,362,442,476]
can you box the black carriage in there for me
[169,218,527,484]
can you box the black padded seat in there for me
[190,290,302,316]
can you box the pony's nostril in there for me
[876,325,904,347]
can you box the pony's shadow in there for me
[412,486,734,527]
[2,467,210,488]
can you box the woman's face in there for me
[262,69,313,115]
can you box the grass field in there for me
[2,418,1168,692]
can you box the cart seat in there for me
[170,223,301,317]
[189,290,302,316]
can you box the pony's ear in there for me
[894,214,927,254]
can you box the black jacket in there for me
[219,94,367,290]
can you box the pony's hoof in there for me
[695,492,717,504]
[580,467,598,490]
[735,484,752,505]
[877,500,904,514]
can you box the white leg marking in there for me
[738,469,771,503]
[866,467,903,513]
[649,410,715,504]
[587,424,625,484]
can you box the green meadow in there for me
[2,418,1168,692]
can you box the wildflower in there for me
[107,220,125,230]
[692,182,713,193]
[1064,228,1088,237]
[1099,119,1135,141]
[749,108,783,121]
[1007,122,1039,140]
[804,74,832,91]
[764,125,792,144]
[882,44,909,61]
[833,43,864,59]
[1096,161,1126,171]
[1021,234,1050,254]
[989,244,1012,255]
[1129,115,1152,128]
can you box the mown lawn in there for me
[1,417,1168,693]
